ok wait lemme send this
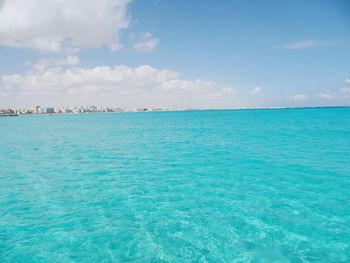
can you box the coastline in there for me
[0,114,18,117]
[0,105,348,118]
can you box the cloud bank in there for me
[0,0,131,52]
[288,80,350,103]
[0,65,237,109]
[316,81,350,100]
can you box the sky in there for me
[0,0,349,109]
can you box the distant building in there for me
[46,108,55,113]
[34,106,42,114]
[88,106,97,112]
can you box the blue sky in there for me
[0,0,349,108]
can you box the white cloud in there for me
[132,32,159,53]
[315,79,350,100]
[316,92,338,100]
[281,40,319,50]
[32,56,80,71]
[0,65,237,108]
[277,40,339,50]
[249,86,263,96]
[288,94,309,102]
[316,88,350,100]
[288,79,350,102]
[0,0,131,52]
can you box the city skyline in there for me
[0,105,187,115]
[1,0,350,109]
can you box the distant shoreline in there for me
[0,114,19,117]
[0,105,348,117]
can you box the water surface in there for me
[1,108,349,262]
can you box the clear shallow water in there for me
[0,108,349,262]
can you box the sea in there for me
[0,107,349,262]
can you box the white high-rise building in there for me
[34,106,41,114]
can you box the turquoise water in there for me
[0,108,349,262]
